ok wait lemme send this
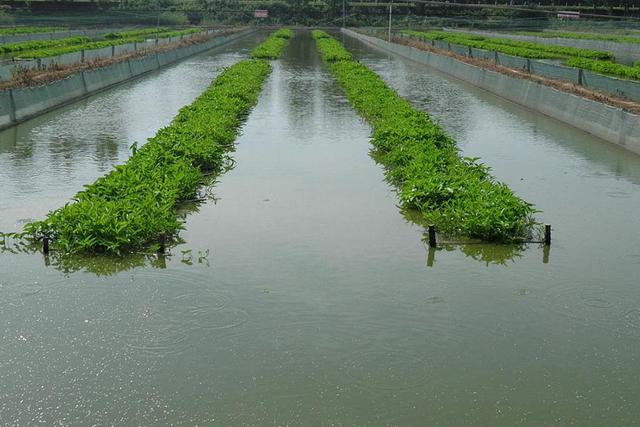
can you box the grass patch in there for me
[21,29,296,254]
[250,28,293,59]
[313,30,538,242]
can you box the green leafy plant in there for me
[518,30,640,45]
[0,36,90,55]
[402,30,613,60]
[565,57,640,80]
[22,32,295,254]
[23,58,272,253]
[14,29,205,59]
[0,26,65,36]
[313,30,538,242]
[250,28,293,59]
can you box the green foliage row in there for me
[565,57,640,81]
[0,36,89,54]
[15,37,145,59]
[312,30,352,62]
[518,30,640,46]
[104,27,202,40]
[23,58,272,254]
[15,29,204,59]
[313,30,538,242]
[402,30,613,60]
[0,26,65,36]
[104,27,170,39]
[250,28,293,59]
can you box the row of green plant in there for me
[0,36,89,54]
[313,30,538,242]
[0,26,65,36]
[15,29,206,60]
[565,57,640,81]
[312,30,352,61]
[104,27,202,40]
[250,28,294,59]
[402,30,640,81]
[104,27,170,39]
[401,30,613,60]
[22,32,295,254]
[518,30,640,46]
[15,37,145,59]
[23,58,272,254]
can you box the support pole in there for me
[544,224,551,246]
[388,2,393,42]
[158,232,166,254]
[342,0,346,28]
[428,225,437,248]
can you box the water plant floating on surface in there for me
[313,30,538,242]
[23,32,294,254]
[250,28,293,59]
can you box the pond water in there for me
[1,29,639,425]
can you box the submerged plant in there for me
[313,30,539,242]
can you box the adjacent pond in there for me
[1,30,639,425]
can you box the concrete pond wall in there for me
[343,29,640,155]
[0,29,257,130]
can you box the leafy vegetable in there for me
[314,30,538,242]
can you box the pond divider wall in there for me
[401,33,640,104]
[343,29,640,155]
[0,28,258,130]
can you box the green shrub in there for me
[313,31,538,242]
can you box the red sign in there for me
[254,10,268,18]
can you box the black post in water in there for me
[544,224,551,246]
[428,225,437,248]
[43,237,49,255]
[158,232,166,254]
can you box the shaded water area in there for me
[1,29,640,425]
